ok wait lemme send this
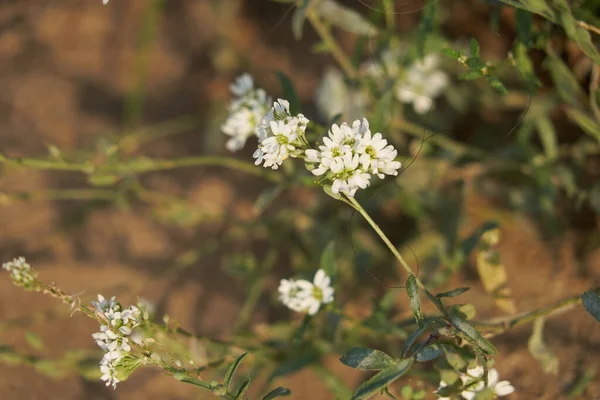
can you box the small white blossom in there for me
[2,257,38,289]
[354,119,402,178]
[278,269,334,316]
[309,122,358,176]
[437,366,515,399]
[329,153,372,197]
[296,269,335,316]
[254,99,309,169]
[103,0,109,4]
[91,295,143,389]
[222,74,271,152]
[396,54,448,114]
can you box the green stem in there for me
[306,11,358,79]
[383,0,395,29]
[347,197,448,316]
[0,153,281,183]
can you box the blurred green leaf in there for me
[292,0,310,40]
[320,241,336,277]
[451,303,476,320]
[515,9,533,44]
[470,38,480,58]
[415,344,443,362]
[223,352,248,390]
[565,108,600,144]
[316,0,378,36]
[263,387,292,400]
[487,76,509,94]
[351,358,413,400]
[474,387,495,400]
[553,0,600,64]
[254,186,284,215]
[436,287,470,298]
[544,52,585,108]
[276,72,301,115]
[340,348,396,371]
[441,48,461,59]
[406,274,424,327]
[513,42,542,93]
[460,70,484,80]
[236,377,251,398]
[417,0,436,57]
[25,332,44,351]
[528,317,559,375]
[582,290,600,322]
[535,117,559,160]
[441,345,468,370]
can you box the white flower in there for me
[2,257,38,289]
[396,54,448,114]
[309,123,358,176]
[103,0,109,4]
[329,153,371,197]
[354,119,402,178]
[254,99,309,169]
[296,269,334,315]
[278,279,306,312]
[222,74,271,152]
[436,366,514,399]
[279,269,334,316]
[315,68,366,121]
[100,357,120,389]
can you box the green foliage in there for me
[406,274,424,327]
[340,348,396,371]
[350,358,413,400]
[582,290,600,322]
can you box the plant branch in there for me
[577,20,600,36]
[306,11,358,79]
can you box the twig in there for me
[577,20,600,36]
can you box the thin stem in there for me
[590,65,600,123]
[383,0,395,30]
[475,287,600,337]
[577,20,600,36]
[306,11,358,79]
[0,153,281,183]
[347,197,448,316]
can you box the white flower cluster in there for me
[222,74,272,152]
[396,54,448,114]
[91,295,142,389]
[278,269,334,315]
[305,118,401,197]
[2,257,37,289]
[437,366,515,399]
[253,99,309,170]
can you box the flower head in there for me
[2,257,38,290]
[254,99,309,169]
[278,269,334,316]
[222,74,271,152]
[436,365,515,399]
[396,54,448,114]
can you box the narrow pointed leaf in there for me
[436,287,470,298]
[582,290,600,323]
[449,309,497,355]
[351,359,413,400]
[406,274,424,327]
[320,241,336,277]
[224,352,248,390]
[263,387,292,400]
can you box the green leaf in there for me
[236,377,251,398]
[440,345,468,370]
[401,320,433,358]
[582,290,600,322]
[351,359,413,400]
[544,52,585,108]
[340,348,396,371]
[441,48,461,59]
[515,9,533,44]
[487,76,508,94]
[415,344,443,362]
[528,317,559,375]
[292,0,310,40]
[535,117,559,160]
[470,38,480,58]
[276,72,301,115]
[320,241,336,277]
[316,0,378,36]
[417,0,436,57]
[25,331,44,351]
[513,42,542,93]
[406,274,424,327]
[436,287,470,298]
[553,0,600,64]
[263,387,292,400]
[254,186,284,215]
[450,303,476,320]
[449,309,497,355]
[224,352,248,390]
[459,70,484,80]
[565,108,600,144]
[474,387,495,400]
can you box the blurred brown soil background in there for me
[0,1,599,399]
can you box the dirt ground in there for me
[0,1,599,399]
